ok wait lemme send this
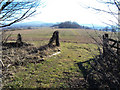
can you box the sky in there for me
[23,0,118,26]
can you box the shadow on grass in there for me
[2,42,32,48]
[29,44,59,54]
[38,44,57,51]
[77,58,100,88]
[77,54,120,89]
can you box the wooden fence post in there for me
[16,33,23,47]
[117,41,120,55]
[16,33,22,43]
[48,31,60,46]
[55,31,60,46]
[103,34,109,57]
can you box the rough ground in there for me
[2,28,100,88]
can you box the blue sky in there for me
[23,0,117,26]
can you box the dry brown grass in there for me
[5,27,109,45]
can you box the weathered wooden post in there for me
[55,31,60,46]
[48,31,60,46]
[16,33,22,43]
[103,34,109,57]
[48,31,56,46]
[117,41,120,56]
[16,33,23,47]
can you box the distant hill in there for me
[3,21,116,32]
[3,21,55,30]
[51,21,81,28]
[51,21,91,29]
[14,21,54,27]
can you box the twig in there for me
[0,59,4,67]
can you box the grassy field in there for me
[3,28,102,88]
[6,27,106,45]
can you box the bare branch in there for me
[0,0,42,28]
[114,0,120,11]
[88,6,117,15]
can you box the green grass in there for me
[4,42,99,88]
[3,28,100,88]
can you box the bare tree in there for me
[0,1,43,88]
[0,0,42,28]
[87,0,119,39]
[0,0,43,46]
[0,0,43,82]
[76,0,120,89]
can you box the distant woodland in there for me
[51,21,91,29]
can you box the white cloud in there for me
[24,0,117,26]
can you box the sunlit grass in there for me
[4,41,99,88]
[3,28,101,88]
